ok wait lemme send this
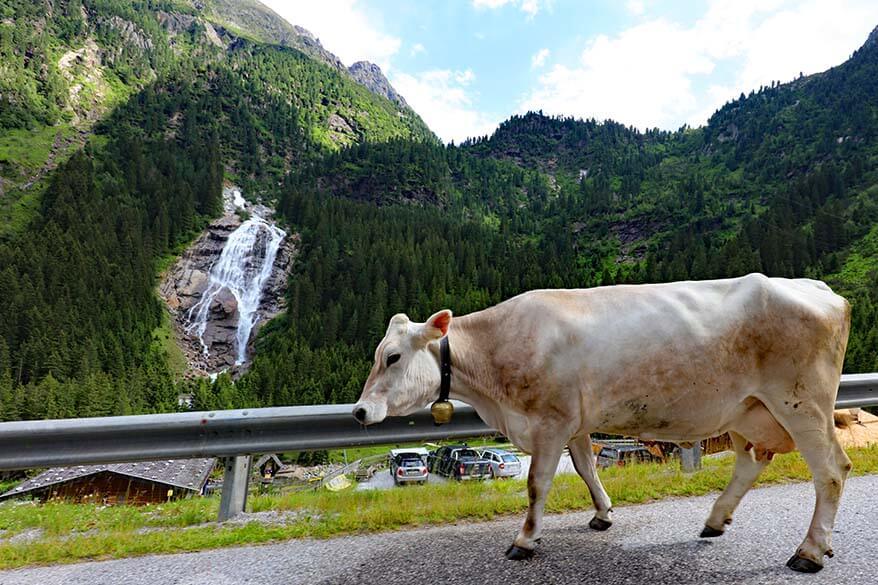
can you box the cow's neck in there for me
[433,312,503,417]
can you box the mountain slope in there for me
[0,0,433,232]
[0,0,433,419]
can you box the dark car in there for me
[595,444,661,468]
[427,445,492,480]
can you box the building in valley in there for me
[0,458,216,505]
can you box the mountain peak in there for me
[865,25,878,49]
[348,61,409,108]
[204,1,412,110]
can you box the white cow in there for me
[353,274,851,573]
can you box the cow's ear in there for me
[390,313,410,326]
[420,309,452,342]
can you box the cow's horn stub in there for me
[431,400,453,425]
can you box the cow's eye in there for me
[386,354,401,367]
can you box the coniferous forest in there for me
[1,1,878,418]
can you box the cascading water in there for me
[185,197,286,366]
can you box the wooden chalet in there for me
[0,458,216,505]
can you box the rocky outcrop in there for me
[291,25,345,71]
[348,61,408,108]
[327,113,355,142]
[156,10,196,34]
[157,10,225,48]
[159,188,297,377]
[608,216,667,262]
[101,15,153,51]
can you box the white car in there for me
[479,448,521,479]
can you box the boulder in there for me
[211,288,238,317]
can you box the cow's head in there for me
[352,310,452,425]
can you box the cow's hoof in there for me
[786,554,823,573]
[505,545,534,561]
[699,525,724,538]
[589,516,612,531]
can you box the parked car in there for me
[389,448,429,485]
[595,444,661,468]
[427,445,492,480]
[479,448,522,479]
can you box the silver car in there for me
[479,448,521,479]
[389,448,429,485]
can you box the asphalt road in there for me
[3,475,877,585]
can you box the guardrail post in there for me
[680,444,702,472]
[218,455,251,521]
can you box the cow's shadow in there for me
[319,524,803,585]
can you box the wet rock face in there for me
[160,215,239,313]
[159,189,297,377]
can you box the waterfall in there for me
[185,211,286,366]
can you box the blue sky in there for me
[262,1,878,143]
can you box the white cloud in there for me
[520,0,878,130]
[455,69,476,84]
[521,19,711,129]
[472,0,544,18]
[520,0,540,17]
[390,69,499,143]
[626,0,645,16]
[411,43,426,57]
[260,0,401,68]
[531,48,550,69]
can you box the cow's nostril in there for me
[354,407,367,423]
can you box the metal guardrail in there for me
[0,400,491,470]
[832,374,878,408]
[0,374,875,520]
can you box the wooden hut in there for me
[0,458,216,505]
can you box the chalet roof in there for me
[255,454,283,469]
[0,458,216,500]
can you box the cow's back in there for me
[510,274,847,363]
[485,274,849,437]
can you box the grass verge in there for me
[0,445,876,569]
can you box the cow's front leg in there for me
[506,439,564,560]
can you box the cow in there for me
[352,274,852,573]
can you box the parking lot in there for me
[356,451,578,490]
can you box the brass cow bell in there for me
[431,400,454,425]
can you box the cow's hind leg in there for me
[701,431,768,537]
[568,435,613,530]
[760,374,852,573]
[506,438,564,560]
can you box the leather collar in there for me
[439,335,451,402]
